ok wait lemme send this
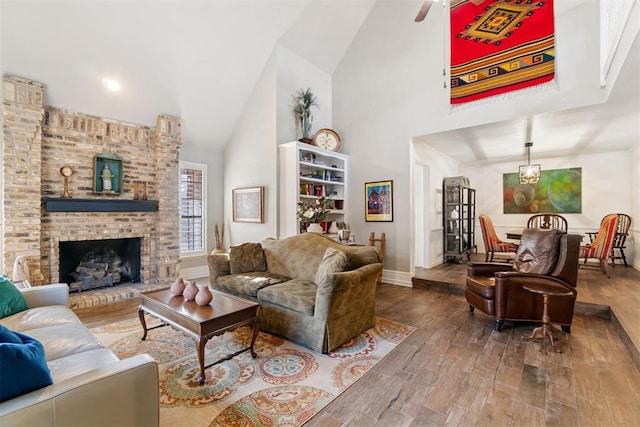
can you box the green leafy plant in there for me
[297,197,332,224]
[293,88,319,140]
[339,222,350,230]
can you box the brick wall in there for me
[2,75,182,286]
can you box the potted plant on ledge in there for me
[293,88,319,144]
[297,197,331,233]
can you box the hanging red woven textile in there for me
[450,0,555,104]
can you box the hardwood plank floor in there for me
[77,260,640,426]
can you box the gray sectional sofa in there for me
[0,283,159,426]
[208,233,383,353]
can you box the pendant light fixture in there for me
[519,142,541,184]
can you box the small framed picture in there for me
[365,180,393,222]
[233,187,264,223]
[93,152,123,195]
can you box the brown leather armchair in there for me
[466,228,580,332]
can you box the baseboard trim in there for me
[381,269,413,287]
[180,265,209,281]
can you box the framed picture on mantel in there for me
[93,152,123,195]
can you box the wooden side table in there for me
[521,283,573,353]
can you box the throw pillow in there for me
[514,228,563,275]
[229,243,267,274]
[0,329,53,401]
[0,276,28,319]
[315,247,349,289]
[0,324,23,344]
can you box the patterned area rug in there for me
[91,316,414,426]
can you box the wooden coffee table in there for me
[138,288,259,384]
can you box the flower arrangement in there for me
[297,197,332,224]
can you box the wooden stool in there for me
[369,232,385,284]
[521,283,573,353]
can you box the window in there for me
[179,161,207,255]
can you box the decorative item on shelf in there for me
[60,166,73,198]
[293,88,318,144]
[297,196,332,233]
[170,277,186,296]
[183,280,199,301]
[141,181,148,200]
[328,220,339,234]
[133,181,139,200]
[195,285,213,306]
[307,223,324,234]
[211,224,226,254]
[313,128,341,152]
[338,222,351,243]
[93,152,123,195]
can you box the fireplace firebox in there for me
[59,238,141,292]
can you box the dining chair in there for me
[610,213,631,267]
[579,213,619,277]
[478,214,518,262]
[527,214,568,232]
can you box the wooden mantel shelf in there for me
[43,197,159,213]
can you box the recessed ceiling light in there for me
[106,79,121,92]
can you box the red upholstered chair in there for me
[479,214,518,262]
[580,213,619,277]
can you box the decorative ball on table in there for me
[195,285,213,306]
[170,277,186,296]
[183,281,199,301]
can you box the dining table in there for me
[506,228,584,242]
[506,230,523,240]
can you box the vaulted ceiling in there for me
[2,0,638,164]
[1,0,375,150]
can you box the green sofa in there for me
[208,233,382,353]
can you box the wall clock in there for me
[313,128,341,152]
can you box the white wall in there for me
[463,150,634,263]
[224,46,332,246]
[332,0,633,275]
[631,141,640,269]
[224,54,278,245]
[276,46,332,145]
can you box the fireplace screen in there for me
[59,238,141,292]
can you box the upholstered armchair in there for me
[466,228,580,332]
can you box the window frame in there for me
[179,161,207,258]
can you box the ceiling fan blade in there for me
[470,0,485,5]
[415,0,433,23]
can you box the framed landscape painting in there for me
[503,167,582,214]
[233,187,264,223]
[365,180,393,222]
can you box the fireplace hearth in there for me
[60,238,141,293]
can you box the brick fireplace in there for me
[2,75,182,306]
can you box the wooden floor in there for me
[77,260,640,426]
